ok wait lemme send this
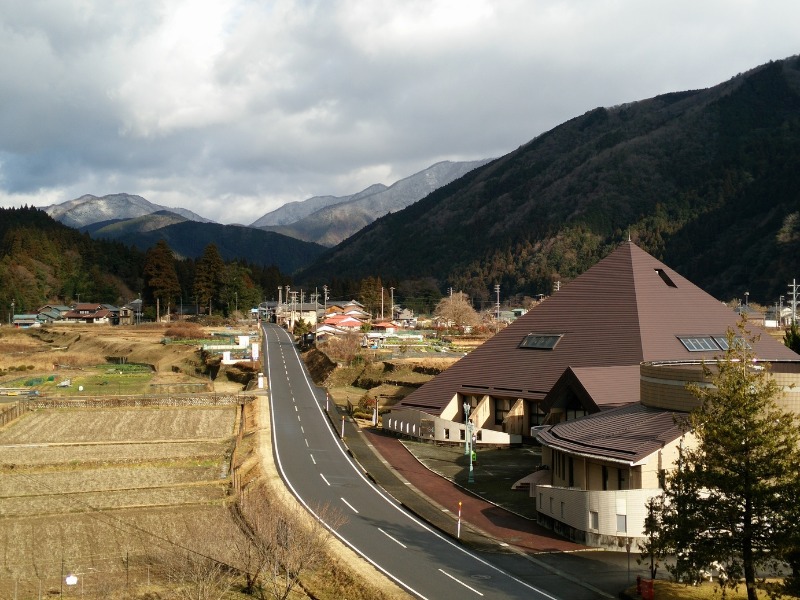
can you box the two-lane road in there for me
[262,323,559,600]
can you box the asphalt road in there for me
[262,323,570,600]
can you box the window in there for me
[560,502,565,518]
[616,514,627,533]
[444,429,450,440]
[602,466,609,491]
[459,429,465,441]
[713,335,750,351]
[519,333,563,350]
[678,335,752,352]
[590,511,599,530]
[678,336,719,351]
[655,268,677,287]
[495,399,510,425]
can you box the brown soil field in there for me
[0,406,237,444]
[0,324,249,597]
[0,440,229,468]
[0,324,410,600]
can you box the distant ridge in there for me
[251,159,491,246]
[43,193,212,229]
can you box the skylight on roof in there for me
[713,336,750,351]
[655,268,677,288]
[678,335,750,352]
[679,336,717,351]
[520,333,563,350]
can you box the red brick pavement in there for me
[364,429,586,554]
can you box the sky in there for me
[0,1,798,225]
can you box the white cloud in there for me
[0,0,798,224]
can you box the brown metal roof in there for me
[398,241,799,416]
[536,403,687,465]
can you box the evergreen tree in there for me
[784,321,800,354]
[637,495,668,580]
[193,243,225,315]
[660,322,800,599]
[358,276,383,318]
[143,240,181,320]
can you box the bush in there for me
[164,322,205,340]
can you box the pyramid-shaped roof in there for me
[398,242,798,416]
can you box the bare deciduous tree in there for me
[231,484,346,600]
[433,291,480,331]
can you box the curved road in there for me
[262,323,559,600]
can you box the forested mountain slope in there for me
[299,57,800,305]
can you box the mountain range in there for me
[298,56,800,305]
[250,160,491,246]
[35,55,800,306]
[42,159,490,253]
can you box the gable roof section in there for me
[544,365,642,414]
[536,403,687,465]
[397,241,799,417]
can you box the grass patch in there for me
[635,579,788,599]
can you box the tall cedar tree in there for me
[358,276,383,318]
[660,321,800,599]
[193,243,225,315]
[143,240,181,319]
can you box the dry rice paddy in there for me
[0,405,239,597]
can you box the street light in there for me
[463,401,475,483]
[9,300,14,325]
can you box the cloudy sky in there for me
[0,1,797,225]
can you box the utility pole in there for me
[494,284,500,333]
[789,279,799,326]
[463,401,475,483]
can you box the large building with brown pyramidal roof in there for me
[384,241,800,548]
[385,240,798,445]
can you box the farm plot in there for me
[0,406,236,444]
[0,404,240,591]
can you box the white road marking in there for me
[438,569,484,596]
[320,473,331,486]
[341,497,359,514]
[378,528,407,548]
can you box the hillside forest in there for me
[0,207,292,321]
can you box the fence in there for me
[0,401,27,427]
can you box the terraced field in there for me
[0,405,240,598]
